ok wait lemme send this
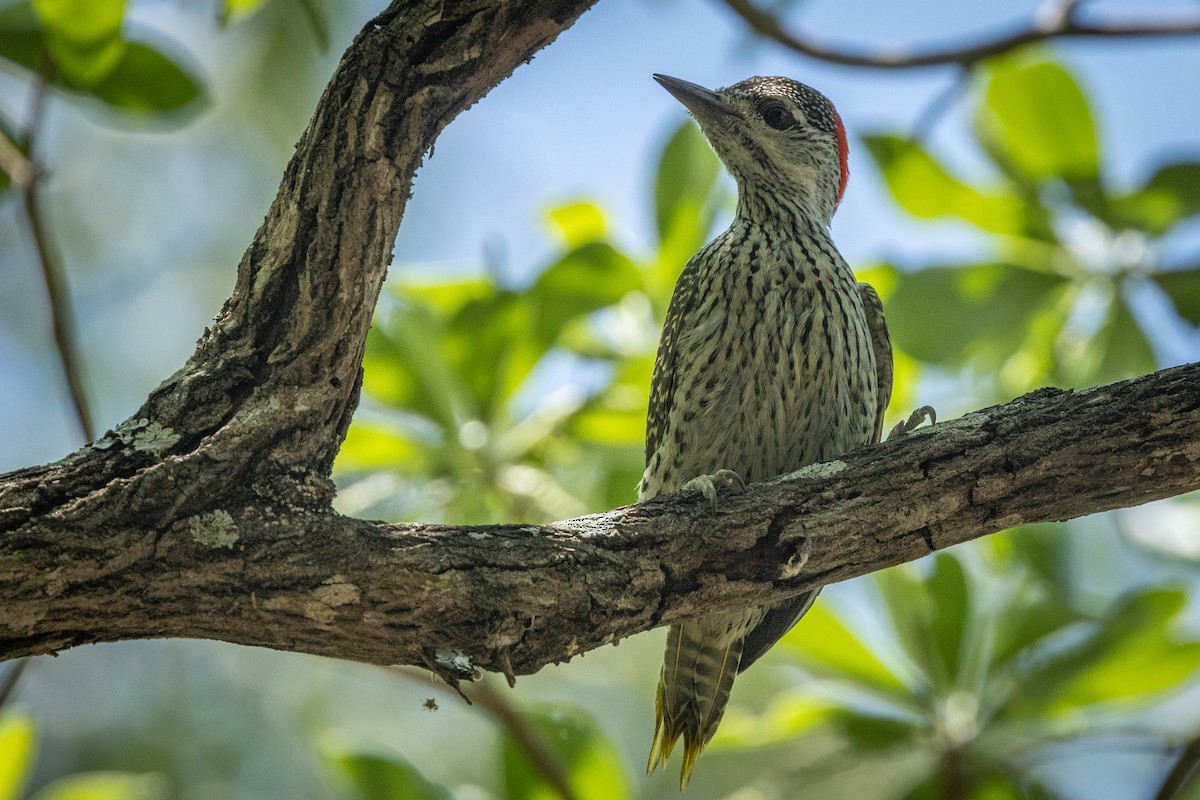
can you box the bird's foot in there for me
[682,469,745,512]
[888,405,937,440]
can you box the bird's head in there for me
[654,73,849,226]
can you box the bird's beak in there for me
[653,74,740,123]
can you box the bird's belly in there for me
[673,304,876,486]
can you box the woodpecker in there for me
[642,74,894,788]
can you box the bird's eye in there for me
[760,104,794,130]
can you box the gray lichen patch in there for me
[434,649,475,679]
[92,417,181,456]
[774,459,848,484]
[186,510,239,548]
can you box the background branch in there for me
[721,0,1200,69]
[20,70,94,443]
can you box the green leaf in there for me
[322,750,452,800]
[545,200,608,248]
[32,773,166,800]
[977,57,1099,183]
[654,120,719,244]
[1116,163,1200,236]
[830,708,918,752]
[221,0,268,22]
[885,262,1068,368]
[1005,589,1200,717]
[0,3,47,72]
[1153,268,1200,326]
[776,602,908,694]
[502,705,629,800]
[32,0,126,86]
[1089,294,1156,384]
[530,242,642,348]
[864,134,1027,235]
[0,712,35,800]
[0,3,201,114]
[296,0,329,52]
[926,553,970,685]
[336,422,431,472]
[86,43,203,113]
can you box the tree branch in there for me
[0,0,1197,698]
[2,362,1197,685]
[721,0,1200,69]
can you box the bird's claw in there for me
[888,405,936,440]
[683,469,745,512]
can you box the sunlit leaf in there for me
[0,3,201,114]
[545,200,607,248]
[363,306,461,428]
[32,773,166,800]
[864,134,1027,235]
[0,712,35,800]
[776,602,908,694]
[322,750,452,800]
[712,692,837,750]
[221,0,267,21]
[337,422,431,472]
[977,57,1099,183]
[1153,268,1200,326]
[502,705,629,800]
[32,0,126,86]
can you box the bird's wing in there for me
[858,281,893,444]
[737,590,820,673]
[644,257,706,471]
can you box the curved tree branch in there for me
[721,0,1200,69]
[0,0,1198,697]
[2,361,1197,685]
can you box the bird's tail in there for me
[647,617,747,789]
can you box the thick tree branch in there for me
[721,0,1200,69]
[0,0,1197,697]
[2,362,1197,683]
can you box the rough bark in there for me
[0,0,1198,688]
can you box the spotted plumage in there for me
[642,75,893,788]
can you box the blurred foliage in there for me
[863,53,1200,400]
[0,0,202,117]
[3,0,1199,795]
[0,712,164,800]
[502,706,630,800]
[333,49,1200,799]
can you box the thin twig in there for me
[21,70,95,443]
[0,659,29,708]
[388,668,579,800]
[911,66,970,143]
[721,0,1200,69]
[0,128,33,187]
[470,679,580,800]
